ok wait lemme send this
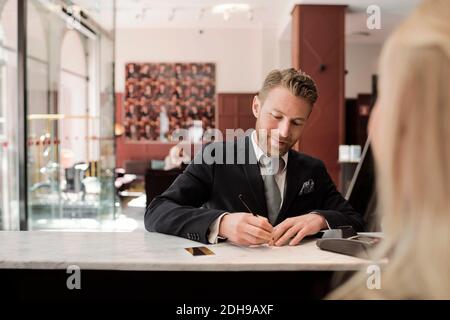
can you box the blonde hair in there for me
[258,68,318,106]
[329,0,450,299]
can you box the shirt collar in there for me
[250,130,288,172]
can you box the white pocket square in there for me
[299,179,315,195]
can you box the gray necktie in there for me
[259,155,285,225]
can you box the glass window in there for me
[0,0,20,230]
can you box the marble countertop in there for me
[0,231,380,271]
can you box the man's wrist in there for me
[309,212,330,230]
[208,212,229,244]
[217,213,229,239]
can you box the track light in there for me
[247,9,254,21]
[168,8,176,21]
[223,11,230,21]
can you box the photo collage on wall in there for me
[123,62,216,142]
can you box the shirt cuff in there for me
[208,212,229,244]
[309,211,331,230]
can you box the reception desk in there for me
[0,231,382,301]
[0,231,376,271]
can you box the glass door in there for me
[26,0,116,230]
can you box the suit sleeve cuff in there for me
[207,212,229,244]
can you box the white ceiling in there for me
[74,0,422,43]
[114,0,287,29]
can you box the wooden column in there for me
[291,5,346,185]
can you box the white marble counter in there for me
[0,231,379,271]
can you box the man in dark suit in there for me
[145,68,364,246]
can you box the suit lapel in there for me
[238,135,268,217]
[276,150,307,223]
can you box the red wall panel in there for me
[291,5,346,185]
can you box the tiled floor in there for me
[119,193,147,232]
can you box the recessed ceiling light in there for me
[211,3,251,14]
[247,9,254,21]
[168,8,176,21]
[198,8,206,20]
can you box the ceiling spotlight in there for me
[223,11,230,21]
[136,8,149,21]
[198,8,205,20]
[168,8,176,21]
[212,3,251,14]
[247,9,254,21]
[212,3,252,21]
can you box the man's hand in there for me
[270,213,327,246]
[219,213,273,246]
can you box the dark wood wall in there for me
[345,94,373,147]
[291,5,346,185]
[216,93,256,137]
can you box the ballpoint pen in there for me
[239,193,275,245]
[238,194,258,217]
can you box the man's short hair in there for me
[258,68,318,106]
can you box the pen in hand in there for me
[238,194,258,217]
[239,194,274,245]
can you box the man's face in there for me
[252,86,312,156]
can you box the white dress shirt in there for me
[207,131,289,244]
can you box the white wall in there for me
[115,28,382,98]
[278,40,291,69]
[345,43,382,98]
[115,27,279,93]
[261,28,278,78]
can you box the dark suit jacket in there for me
[145,135,364,243]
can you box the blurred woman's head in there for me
[332,0,450,299]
